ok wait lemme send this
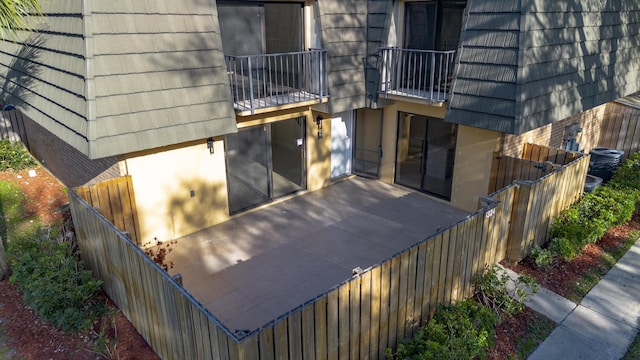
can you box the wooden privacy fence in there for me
[489,143,583,193]
[68,181,515,359]
[68,191,241,360]
[75,176,141,245]
[237,186,515,360]
[68,143,587,359]
[505,153,589,262]
[488,144,590,262]
[521,142,581,164]
[0,109,27,143]
[600,103,640,159]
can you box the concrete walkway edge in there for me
[503,237,640,360]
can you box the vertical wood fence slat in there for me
[377,261,391,359]
[76,176,141,245]
[275,319,289,360]
[289,311,303,360]
[395,253,408,342]
[238,336,259,360]
[327,289,340,360]
[601,113,617,148]
[387,257,400,349]
[444,226,457,304]
[617,114,630,150]
[463,215,479,298]
[447,226,458,303]
[259,326,275,360]
[434,231,448,307]
[349,278,361,360]
[403,248,418,339]
[314,296,328,360]
[359,271,372,360]
[302,304,316,360]
[413,242,427,329]
[338,284,350,359]
[421,239,435,322]
[369,267,381,360]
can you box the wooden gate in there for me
[75,176,141,245]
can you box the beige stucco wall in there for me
[308,110,332,191]
[123,107,333,244]
[123,140,229,244]
[450,126,501,212]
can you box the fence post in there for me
[506,181,534,263]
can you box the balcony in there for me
[379,47,456,105]
[225,49,329,115]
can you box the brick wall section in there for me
[502,104,607,157]
[22,113,120,187]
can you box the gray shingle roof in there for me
[446,0,640,134]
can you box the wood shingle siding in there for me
[88,1,235,158]
[317,0,368,113]
[447,0,640,135]
[0,0,237,160]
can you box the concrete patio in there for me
[165,177,469,333]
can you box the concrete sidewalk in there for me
[506,238,640,360]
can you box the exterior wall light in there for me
[316,115,323,139]
[207,137,215,154]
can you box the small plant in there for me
[0,140,37,171]
[8,226,105,332]
[530,245,554,269]
[90,307,119,360]
[143,240,177,272]
[473,264,538,319]
[386,299,497,360]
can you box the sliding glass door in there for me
[395,112,457,200]
[226,118,305,214]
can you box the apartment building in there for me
[1,0,639,244]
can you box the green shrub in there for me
[8,230,104,332]
[530,246,554,269]
[609,152,640,192]
[386,299,497,360]
[0,140,36,171]
[548,184,637,260]
[473,264,538,319]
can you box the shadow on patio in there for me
[165,177,470,333]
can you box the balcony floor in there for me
[234,91,325,115]
[383,88,449,104]
[165,177,469,333]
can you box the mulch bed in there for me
[0,167,159,359]
[487,209,640,359]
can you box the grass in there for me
[565,230,640,303]
[0,179,37,360]
[0,180,40,244]
[516,312,556,359]
[623,331,640,359]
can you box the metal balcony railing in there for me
[379,47,456,103]
[225,49,328,114]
